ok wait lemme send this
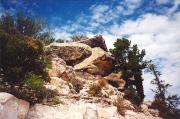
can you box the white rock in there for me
[45,77,70,95]
[0,92,29,119]
[26,101,121,119]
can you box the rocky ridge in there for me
[0,36,162,119]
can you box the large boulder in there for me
[79,35,108,51]
[45,42,92,66]
[74,47,114,76]
[0,92,29,119]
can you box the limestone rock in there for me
[26,102,121,119]
[45,42,92,66]
[124,110,162,119]
[83,106,98,119]
[45,77,70,95]
[79,35,108,51]
[74,47,114,76]
[48,56,77,81]
[0,92,29,119]
[48,57,67,77]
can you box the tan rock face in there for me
[45,42,92,66]
[48,57,77,80]
[45,77,71,95]
[74,47,114,76]
[48,57,67,77]
[0,92,29,119]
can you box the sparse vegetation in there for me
[44,96,63,106]
[113,95,127,116]
[88,82,102,96]
[71,34,88,42]
[68,77,83,93]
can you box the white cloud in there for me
[167,0,180,15]
[108,12,180,99]
[116,0,142,15]
[90,5,109,14]
[156,0,170,4]
[53,28,72,41]
[51,0,180,100]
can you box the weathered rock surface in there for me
[0,92,29,119]
[79,35,108,51]
[45,42,92,66]
[124,110,162,119]
[48,56,67,77]
[26,102,121,119]
[45,77,71,95]
[48,57,78,81]
[74,47,114,76]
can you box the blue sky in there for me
[0,0,180,100]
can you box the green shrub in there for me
[24,73,44,90]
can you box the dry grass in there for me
[88,82,102,96]
[97,79,107,88]
[113,96,127,116]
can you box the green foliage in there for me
[56,38,65,43]
[124,86,141,105]
[0,12,54,104]
[110,38,148,102]
[24,73,44,90]
[0,12,50,83]
[16,11,45,37]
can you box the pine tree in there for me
[148,63,180,118]
[110,38,148,103]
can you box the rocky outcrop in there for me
[45,42,92,66]
[79,35,108,51]
[0,92,29,119]
[74,47,114,76]
[45,77,71,95]
[46,35,114,76]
